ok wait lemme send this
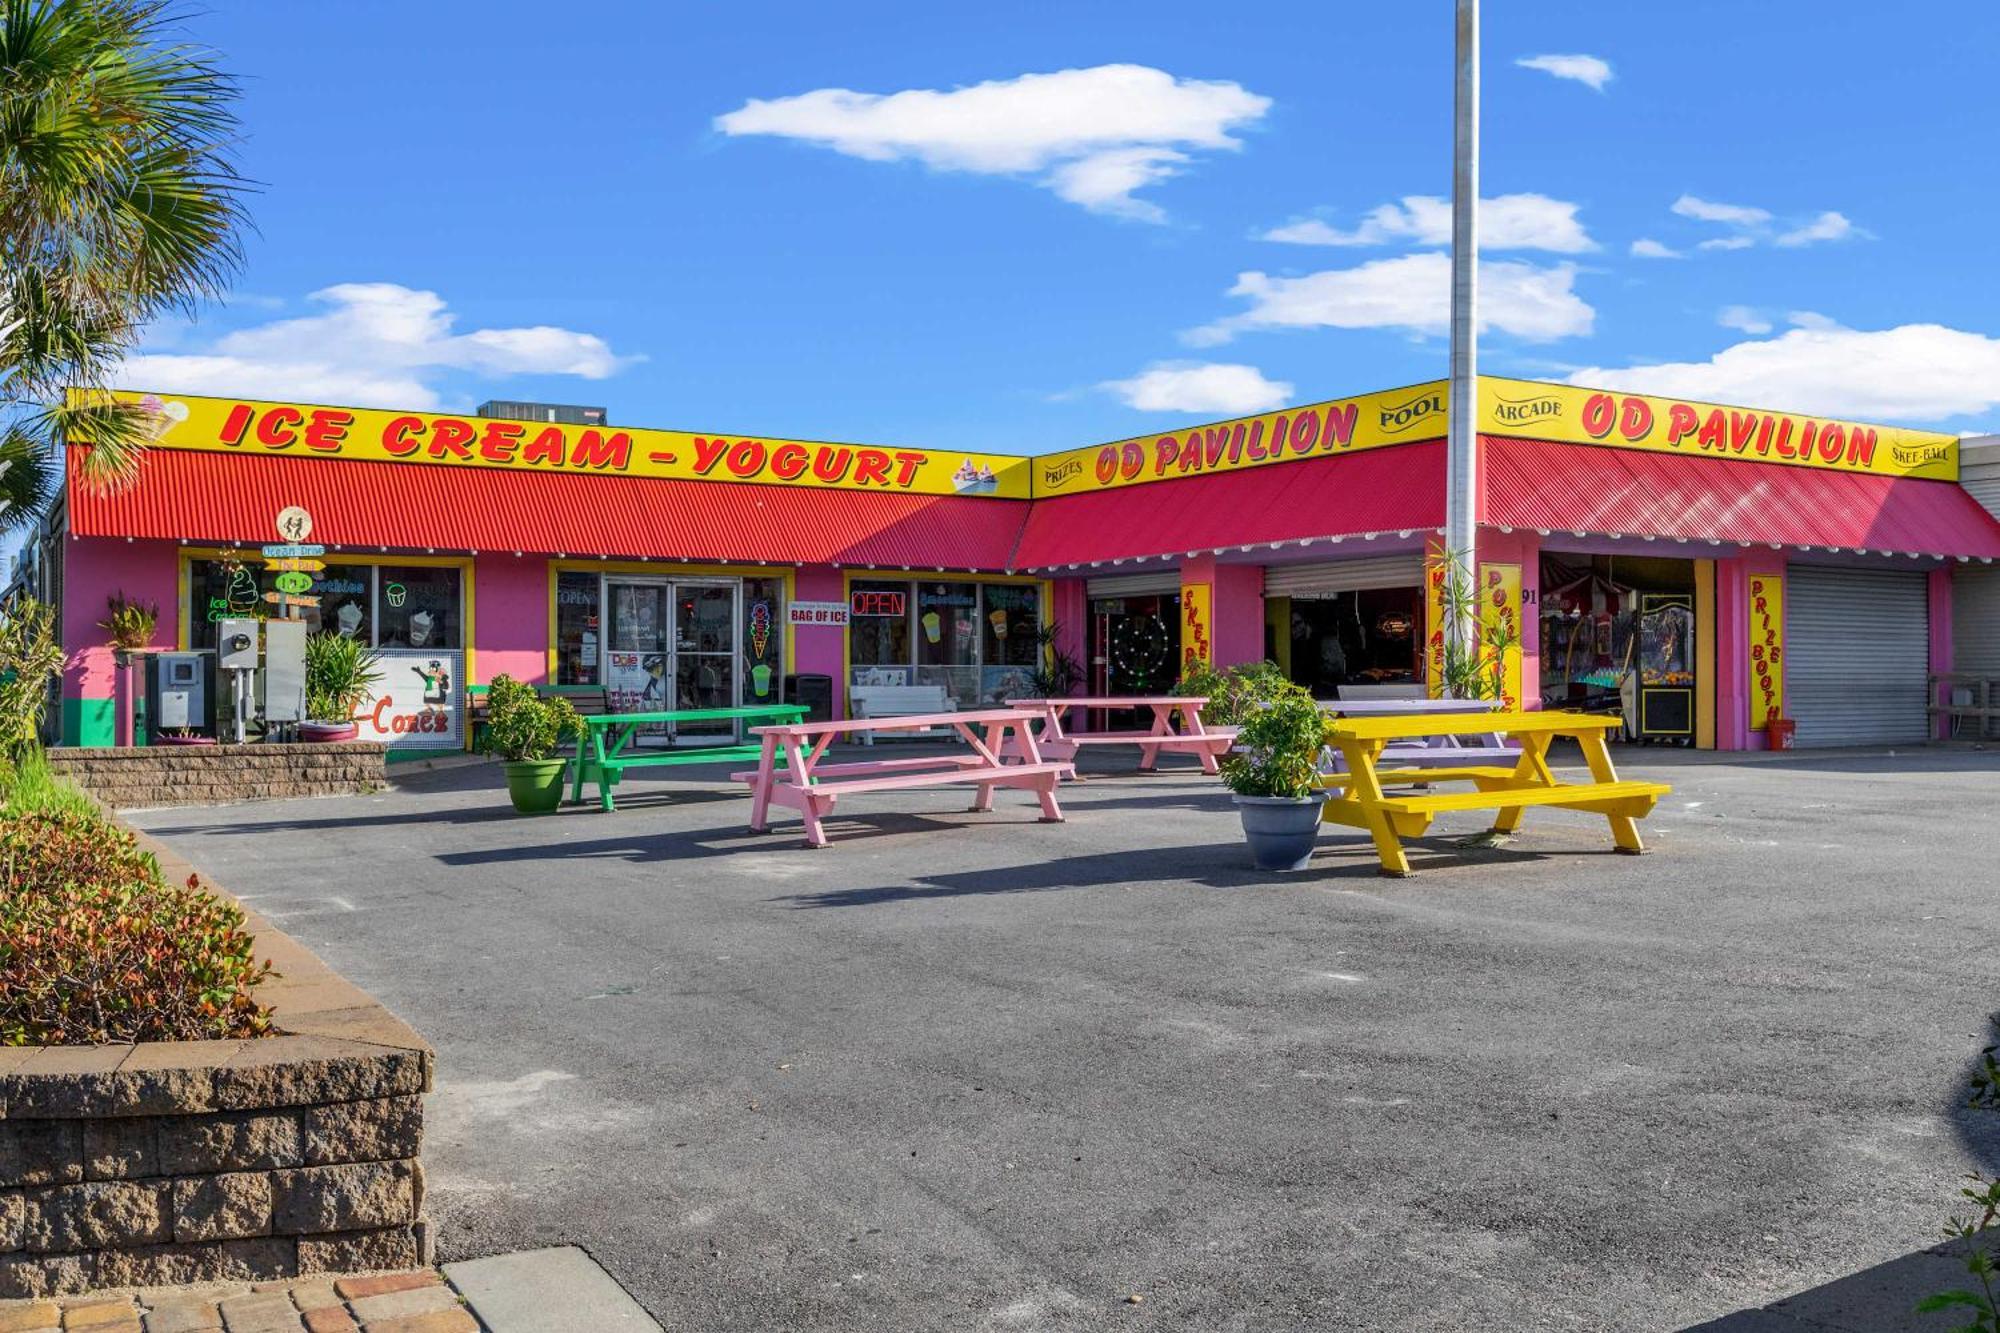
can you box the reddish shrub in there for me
[0,811,276,1045]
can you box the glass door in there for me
[670,581,738,744]
[605,581,671,740]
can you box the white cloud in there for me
[1100,361,1293,414]
[1516,54,1613,92]
[1185,252,1594,346]
[1697,236,1754,252]
[1717,305,1772,335]
[1775,210,1859,246]
[1567,318,2000,421]
[1259,193,1595,253]
[1671,195,1772,226]
[714,64,1270,221]
[116,283,636,409]
[1629,238,1682,259]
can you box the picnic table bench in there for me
[1317,710,1671,877]
[734,708,1074,848]
[570,705,808,811]
[1003,696,1238,775]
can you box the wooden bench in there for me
[1004,696,1237,775]
[849,684,951,745]
[735,709,1073,847]
[1319,711,1671,876]
[469,683,608,737]
[570,704,807,811]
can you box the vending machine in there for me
[1635,593,1696,743]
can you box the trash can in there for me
[1764,717,1795,750]
[785,673,834,724]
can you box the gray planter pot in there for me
[1233,794,1324,872]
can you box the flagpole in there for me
[1445,0,1481,692]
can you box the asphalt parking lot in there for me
[132,744,2000,1332]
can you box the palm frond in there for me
[0,425,54,531]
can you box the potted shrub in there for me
[1221,684,1328,871]
[98,591,159,661]
[301,632,383,742]
[479,674,581,814]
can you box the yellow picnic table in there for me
[1318,710,1671,877]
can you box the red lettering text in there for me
[724,439,766,478]
[770,442,809,480]
[1665,403,1700,444]
[382,416,425,456]
[690,436,730,475]
[478,421,523,463]
[219,403,254,446]
[304,409,352,452]
[1581,393,1617,439]
[853,449,892,486]
[428,418,475,460]
[255,406,303,449]
[570,429,632,471]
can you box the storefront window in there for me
[312,565,374,642]
[741,577,784,703]
[847,579,1041,704]
[377,566,462,649]
[187,559,258,650]
[979,584,1041,704]
[555,571,601,685]
[1089,594,1181,696]
[849,579,911,685]
[915,582,978,705]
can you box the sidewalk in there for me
[0,1250,658,1333]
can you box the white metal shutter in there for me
[1085,571,1182,598]
[1787,566,1930,746]
[1954,567,2000,674]
[1263,555,1424,599]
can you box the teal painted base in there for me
[62,697,115,748]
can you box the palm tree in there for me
[0,0,248,528]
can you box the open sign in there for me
[850,590,906,617]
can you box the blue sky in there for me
[121,0,2000,454]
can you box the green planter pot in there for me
[502,758,570,814]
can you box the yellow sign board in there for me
[1481,377,1957,481]
[80,390,1034,499]
[1181,583,1213,671]
[1748,573,1785,728]
[1033,380,1446,497]
[1423,552,1521,705]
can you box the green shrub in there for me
[479,674,580,762]
[1173,658,1295,726]
[0,596,64,755]
[304,631,383,722]
[1220,682,1326,800]
[0,810,276,1045]
[0,747,100,821]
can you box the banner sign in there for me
[1481,377,1957,481]
[85,390,1033,499]
[1034,380,1447,497]
[260,543,326,559]
[788,601,849,627]
[1181,583,1212,670]
[1748,574,1785,728]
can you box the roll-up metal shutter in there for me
[1085,571,1182,598]
[1263,554,1425,599]
[1787,565,1930,746]
[1954,567,2000,674]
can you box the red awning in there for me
[67,448,1030,569]
[1011,441,1445,569]
[1483,436,2000,559]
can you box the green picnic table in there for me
[570,705,809,811]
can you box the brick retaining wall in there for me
[47,743,387,810]
[0,830,432,1298]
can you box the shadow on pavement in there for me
[1678,1234,1990,1331]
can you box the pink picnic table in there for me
[733,709,1075,848]
[1003,696,1239,775]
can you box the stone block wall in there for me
[0,828,433,1298]
[47,743,387,809]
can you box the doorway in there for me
[604,577,741,745]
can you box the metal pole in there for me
[1445,0,1480,690]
